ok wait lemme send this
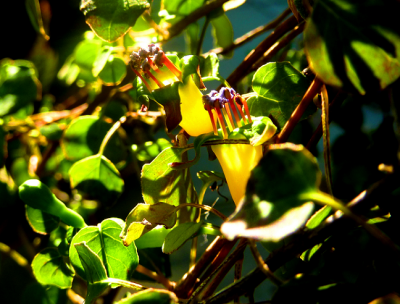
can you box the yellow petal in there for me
[178,76,214,136]
[211,144,263,206]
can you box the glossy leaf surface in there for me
[25,205,59,235]
[162,221,203,254]
[32,248,74,289]
[69,154,124,205]
[304,0,400,94]
[221,143,319,241]
[80,0,150,42]
[120,203,177,246]
[69,218,139,280]
[116,289,178,304]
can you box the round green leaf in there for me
[25,205,60,235]
[69,218,139,281]
[61,115,126,163]
[98,56,127,85]
[32,248,75,289]
[80,0,150,42]
[69,154,124,205]
[304,0,400,94]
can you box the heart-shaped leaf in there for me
[32,248,75,289]
[120,203,177,246]
[221,143,320,242]
[69,218,139,281]
[69,154,124,205]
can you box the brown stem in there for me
[135,264,175,290]
[224,15,298,89]
[174,237,228,298]
[195,239,248,302]
[250,22,305,73]
[167,0,231,40]
[200,172,400,304]
[275,77,323,143]
[205,8,292,56]
[67,289,85,304]
[306,91,347,149]
[234,256,244,304]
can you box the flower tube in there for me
[129,44,214,136]
[202,88,277,206]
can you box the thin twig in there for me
[234,256,243,304]
[35,141,59,178]
[167,0,231,40]
[173,203,227,221]
[248,240,283,286]
[67,289,85,304]
[205,8,292,56]
[0,242,32,275]
[135,264,176,290]
[224,15,298,89]
[320,84,333,196]
[98,116,126,156]
[197,16,211,56]
[250,22,305,73]
[174,237,229,298]
[275,77,323,143]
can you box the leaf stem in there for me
[172,203,227,220]
[135,264,175,290]
[98,116,126,156]
[106,278,146,291]
[197,16,211,56]
[275,77,323,143]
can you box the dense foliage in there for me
[1,0,400,303]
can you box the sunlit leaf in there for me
[80,0,150,42]
[134,226,170,249]
[98,56,127,85]
[25,205,59,235]
[21,283,67,304]
[221,143,320,242]
[69,218,139,280]
[133,138,172,162]
[120,203,177,246]
[162,221,203,254]
[304,0,400,94]
[116,288,178,304]
[210,13,234,58]
[32,248,74,289]
[69,154,124,205]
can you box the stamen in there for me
[131,69,153,92]
[228,99,242,127]
[158,53,182,81]
[215,104,228,139]
[223,106,235,131]
[241,96,252,123]
[144,70,164,88]
[205,104,218,136]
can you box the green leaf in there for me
[134,226,170,249]
[210,13,234,58]
[0,59,39,117]
[304,0,400,94]
[69,218,139,281]
[92,47,113,77]
[197,171,225,205]
[162,221,203,254]
[80,0,150,42]
[73,40,102,71]
[252,62,313,126]
[141,147,198,206]
[164,0,204,16]
[98,56,127,85]
[151,83,182,132]
[128,77,153,109]
[116,289,178,304]
[25,0,49,40]
[221,143,320,242]
[185,22,199,54]
[247,95,286,130]
[40,123,64,141]
[305,205,332,230]
[61,115,126,163]
[74,242,109,304]
[201,53,220,78]
[180,55,203,87]
[25,205,60,235]
[32,248,75,289]
[133,138,172,162]
[69,154,124,205]
[120,203,177,246]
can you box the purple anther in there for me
[138,47,150,58]
[209,90,218,97]
[154,51,165,68]
[141,59,151,72]
[148,44,160,56]
[202,95,219,109]
[234,95,243,105]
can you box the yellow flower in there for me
[129,44,213,136]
